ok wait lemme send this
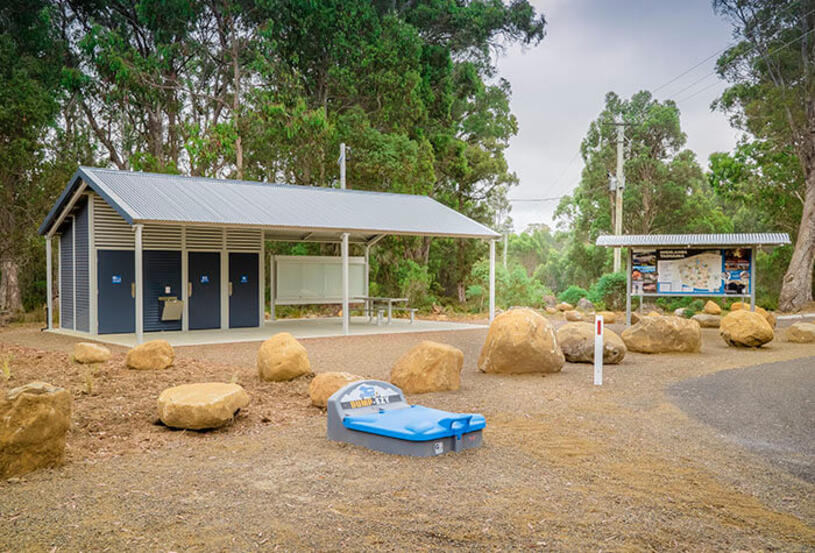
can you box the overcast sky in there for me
[497,0,742,232]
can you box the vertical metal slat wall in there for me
[59,219,74,329]
[74,199,90,332]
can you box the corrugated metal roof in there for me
[40,167,500,239]
[595,233,791,247]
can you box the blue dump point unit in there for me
[326,380,485,457]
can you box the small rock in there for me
[542,295,557,308]
[564,310,583,322]
[720,310,774,348]
[630,312,641,324]
[478,308,564,374]
[309,372,364,408]
[703,301,722,315]
[786,322,815,343]
[597,311,616,323]
[754,306,777,328]
[621,316,701,353]
[556,302,573,312]
[390,341,464,394]
[126,340,174,370]
[691,313,721,328]
[544,306,558,315]
[257,332,311,381]
[729,301,746,311]
[157,383,249,430]
[576,297,595,312]
[0,382,72,478]
[674,307,687,317]
[557,322,626,364]
[73,342,111,364]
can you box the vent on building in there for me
[227,228,263,251]
[143,225,182,250]
[93,195,135,248]
[186,227,224,250]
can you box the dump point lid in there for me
[343,405,486,442]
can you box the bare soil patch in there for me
[0,323,813,551]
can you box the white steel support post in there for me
[134,224,144,344]
[269,255,276,321]
[489,239,496,322]
[625,248,632,326]
[341,233,350,335]
[45,237,53,330]
[750,245,757,311]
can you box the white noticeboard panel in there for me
[274,255,366,305]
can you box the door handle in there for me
[188,282,192,297]
[131,283,135,298]
[228,282,233,296]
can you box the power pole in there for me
[613,118,625,273]
[339,143,347,189]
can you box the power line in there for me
[653,2,815,100]
[508,196,566,202]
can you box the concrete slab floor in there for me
[48,316,486,347]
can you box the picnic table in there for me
[354,296,411,325]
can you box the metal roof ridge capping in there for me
[595,233,791,247]
[40,166,500,239]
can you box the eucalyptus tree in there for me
[714,0,815,310]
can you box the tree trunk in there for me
[0,257,23,314]
[779,169,815,311]
[457,281,466,303]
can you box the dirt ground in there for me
[0,322,813,552]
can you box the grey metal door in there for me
[143,250,182,332]
[189,252,221,330]
[97,250,135,334]
[229,252,259,328]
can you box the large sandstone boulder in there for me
[691,313,721,328]
[720,310,774,348]
[73,342,111,364]
[309,372,364,408]
[556,302,573,312]
[729,301,746,311]
[478,308,564,374]
[703,301,722,315]
[597,311,616,323]
[157,383,249,430]
[557,322,626,364]
[126,340,174,370]
[621,316,701,353]
[754,306,777,328]
[786,322,815,343]
[0,382,72,478]
[564,310,583,322]
[576,297,594,312]
[257,332,311,381]
[390,341,464,394]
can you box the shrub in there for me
[587,272,627,311]
[557,285,588,306]
[395,259,434,308]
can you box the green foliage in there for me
[395,259,434,309]
[557,285,588,306]
[587,272,627,311]
[468,259,546,311]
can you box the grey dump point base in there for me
[326,380,485,457]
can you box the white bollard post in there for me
[594,314,604,386]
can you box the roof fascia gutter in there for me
[46,181,87,238]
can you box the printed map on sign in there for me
[657,252,722,293]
